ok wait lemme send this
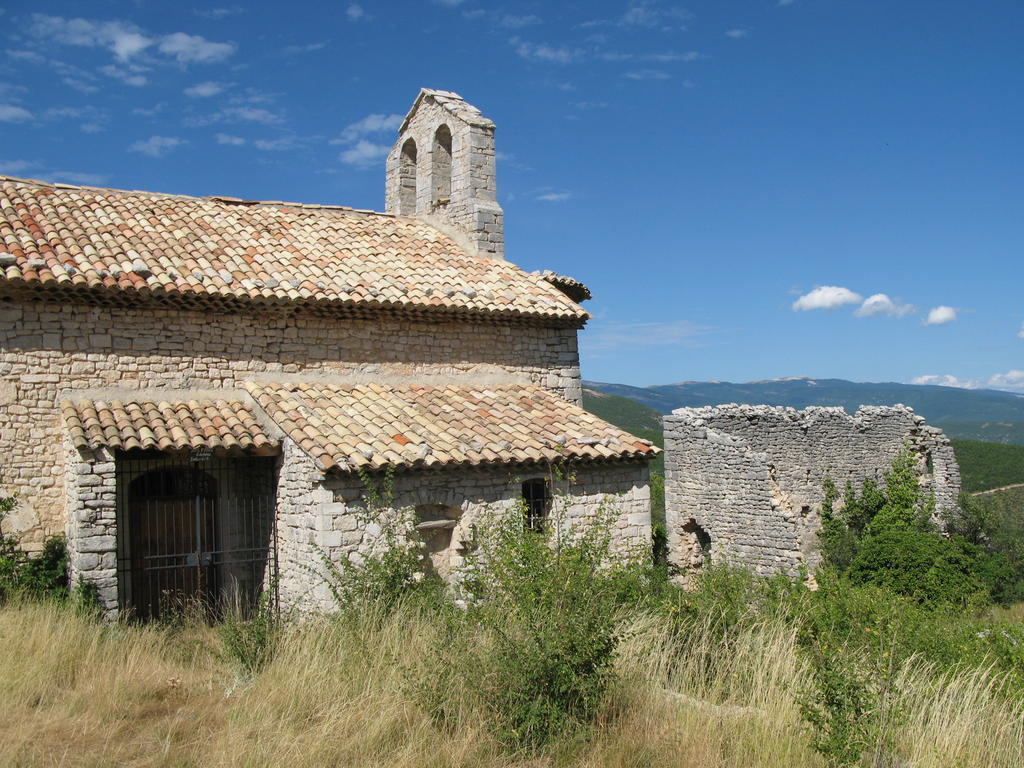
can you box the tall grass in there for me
[1,596,1021,767]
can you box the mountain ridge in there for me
[583,378,1024,445]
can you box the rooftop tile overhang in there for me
[0,177,589,327]
[60,382,659,473]
[246,380,659,473]
[61,397,277,454]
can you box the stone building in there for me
[664,404,960,580]
[0,88,657,618]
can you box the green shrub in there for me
[424,500,651,751]
[1,490,70,603]
[847,528,996,607]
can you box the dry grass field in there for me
[1,598,1021,768]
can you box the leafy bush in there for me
[819,448,1019,607]
[847,528,1002,607]
[422,500,651,751]
[1,490,69,603]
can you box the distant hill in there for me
[581,383,1024,495]
[951,440,1024,493]
[584,378,1024,445]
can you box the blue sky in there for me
[1,1,1021,390]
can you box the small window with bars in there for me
[521,478,551,532]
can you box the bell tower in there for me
[385,89,504,259]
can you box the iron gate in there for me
[115,451,278,621]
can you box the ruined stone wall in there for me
[664,405,961,578]
[277,458,651,612]
[0,299,582,544]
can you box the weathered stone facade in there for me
[276,452,651,611]
[1,300,582,545]
[664,404,961,579]
[385,89,504,259]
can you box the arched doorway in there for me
[116,452,277,621]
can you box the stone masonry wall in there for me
[276,458,651,612]
[385,96,504,258]
[664,404,961,579]
[63,437,118,616]
[0,299,582,545]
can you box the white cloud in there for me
[347,4,366,21]
[128,135,185,157]
[253,137,297,151]
[583,319,713,352]
[0,105,33,122]
[498,14,541,29]
[647,51,702,62]
[624,69,671,80]
[185,81,227,98]
[515,41,577,63]
[0,159,37,175]
[339,139,389,167]
[196,8,244,19]
[331,113,403,145]
[27,15,235,68]
[1017,322,1024,340]
[215,133,246,145]
[621,2,692,28]
[923,305,957,326]
[536,192,572,202]
[854,293,915,318]
[49,171,108,186]
[435,0,468,5]
[911,374,974,389]
[792,286,863,311]
[989,370,1024,389]
[282,42,328,55]
[29,15,152,61]
[725,28,749,38]
[158,32,235,63]
[100,64,147,86]
[911,370,1024,393]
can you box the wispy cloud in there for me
[515,41,578,64]
[329,110,401,166]
[184,81,228,98]
[28,14,235,65]
[583,319,714,352]
[158,32,235,63]
[622,1,692,28]
[853,293,915,318]
[282,42,328,55]
[49,171,109,186]
[792,286,863,311]
[923,305,957,326]
[196,7,244,19]
[215,133,247,146]
[1017,322,1024,340]
[498,14,541,29]
[128,135,185,158]
[100,64,147,87]
[624,69,671,80]
[339,139,390,167]
[0,105,33,123]
[346,4,367,21]
[725,28,749,38]
[536,191,572,202]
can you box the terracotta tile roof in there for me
[0,176,588,326]
[62,397,276,453]
[245,380,659,472]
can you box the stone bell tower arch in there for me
[385,88,504,259]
